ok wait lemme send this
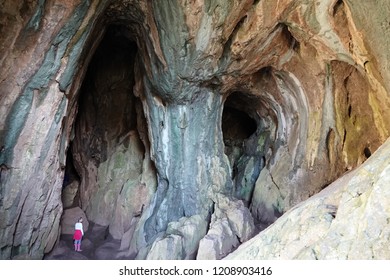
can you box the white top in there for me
[75,222,84,236]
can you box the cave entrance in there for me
[61,145,81,210]
[54,25,156,259]
[222,92,268,206]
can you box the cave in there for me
[61,146,80,209]
[222,92,262,206]
[1,0,390,261]
[55,25,157,259]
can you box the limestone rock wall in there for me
[226,137,390,260]
[0,0,390,259]
[0,0,109,259]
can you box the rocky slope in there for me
[226,137,390,259]
[1,0,390,259]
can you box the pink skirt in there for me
[73,229,82,240]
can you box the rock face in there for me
[0,0,390,259]
[61,207,89,235]
[226,138,390,259]
[197,195,255,259]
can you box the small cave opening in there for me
[51,25,156,260]
[333,0,344,17]
[364,147,372,159]
[222,92,267,207]
[61,144,81,210]
[222,106,257,143]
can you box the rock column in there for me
[140,80,232,245]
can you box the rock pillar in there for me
[140,81,232,244]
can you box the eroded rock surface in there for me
[226,138,390,259]
[1,0,390,259]
[61,207,89,235]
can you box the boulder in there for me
[197,218,239,260]
[61,180,79,209]
[61,207,89,235]
[197,195,255,259]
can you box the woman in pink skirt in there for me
[73,217,84,252]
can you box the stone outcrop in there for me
[61,207,89,235]
[61,181,79,209]
[197,195,255,260]
[1,0,390,260]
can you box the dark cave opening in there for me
[63,145,80,188]
[61,24,142,208]
[222,92,265,206]
[222,91,259,158]
[61,144,81,210]
[222,106,257,143]
[364,147,372,158]
[54,25,155,259]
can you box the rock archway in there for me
[222,91,260,205]
[56,25,157,259]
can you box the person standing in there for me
[73,217,84,252]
